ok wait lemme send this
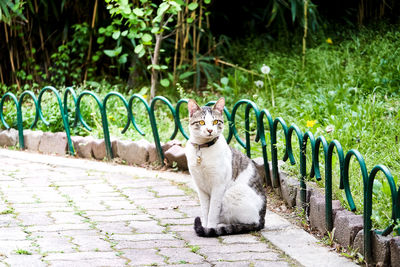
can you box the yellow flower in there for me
[143,94,148,99]
[326,38,333,45]
[306,120,317,128]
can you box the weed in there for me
[189,245,200,253]
[0,208,14,215]
[320,228,336,247]
[15,249,32,255]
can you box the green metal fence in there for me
[0,86,399,262]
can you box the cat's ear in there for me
[213,97,225,114]
[188,99,201,117]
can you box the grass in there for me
[219,24,400,231]
[0,24,399,231]
[15,249,32,255]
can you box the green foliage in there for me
[0,0,25,24]
[218,24,400,230]
[49,23,93,86]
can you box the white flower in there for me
[254,80,264,88]
[325,125,334,133]
[261,64,271,75]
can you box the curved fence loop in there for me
[288,124,308,206]
[103,92,131,134]
[230,99,260,157]
[324,140,346,232]
[63,87,79,128]
[37,86,61,126]
[37,86,74,155]
[343,149,368,212]
[19,90,40,129]
[287,124,304,162]
[0,92,24,148]
[273,117,293,164]
[127,94,148,136]
[150,96,178,140]
[303,131,316,178]
[270,117,291,188]
[77,91,112,159]
[149,96,179,163]
[314,135,329,181]
[175,99,189,140]
[364,165,399,262]
[259,109,274,186]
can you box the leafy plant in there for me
[103,0,186,99]
[48,23,92,86]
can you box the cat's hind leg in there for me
[220,184,264,225]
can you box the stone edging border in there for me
[0,128,399,266]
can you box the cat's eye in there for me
[199,120,205,125]
[213,120,219,125]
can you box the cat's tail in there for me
[194,217,263,237]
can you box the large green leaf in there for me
[188,2,198,11]
[104,46,122,57]
[160,78,170,87]
[141,33,152,44]
[133,8,144,17]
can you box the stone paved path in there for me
[0,149,357,267]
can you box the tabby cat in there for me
[185,97,266,237]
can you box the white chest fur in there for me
[185,137,232,195]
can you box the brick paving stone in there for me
[0,214,20,227]
[35,236,76,253]
[178,231,222,246]
[114,239,187,250]
[72,235,113,252]
[161,217,195,225]
[121,248,165,265]
[4,254,45,267]
[84,209,146,216]
[0,228,27,240]
[96,222,134,234]
[73,201,107,211]
[27,223,92,232]
[44,251,119,261]
[0,240,34,254]
[253,261,290,267]
[12,203,74,213]
[122,188,156,200]
[101,200,135,210]
[207,251,280,262]
[199,243,272,254]
[50,212,86,224]
[152,186,187,197]
[3,194,37,203]
[50,258,127,267]
[179,206,201,217]
[90,214,146,222]
[147,208,187,219]
[129,220,165,233]
[158,247,205,264]
[220,234,260,244]
[110,233,176,242]
[168,224,195,233]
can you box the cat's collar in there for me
[191,136,219,149]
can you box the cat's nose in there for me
[207,128,213,134]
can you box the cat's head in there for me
[187,97,225,142]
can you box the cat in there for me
[185,97,266,237]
